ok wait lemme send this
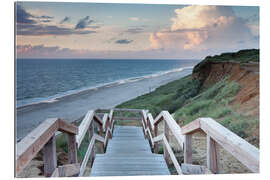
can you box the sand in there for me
[16,68,193,140]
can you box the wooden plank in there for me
[93,112,103,125]
[154,124,159,153]
[207,135,219,174]
[113,108,142,113]
[58,163,80,177]
[43,135,57,177]
[181,119,201,135]
[153,133,164,143]
[98,123,104,153]
[79,137,95,176]
[76,110,95,147]
[162,111,184,149]
[147,128,154,147]
[51,168,59,177]
[16,118,59,175]
[164,121,170,165]
[200,118,259,173]
[94,133,105,143]
[153,111,164,125]
[58,119,78,135]
[184,134,192,164]
[147,113,155,131]
[102,113,108,131]
[163,136,182,174]
[68,134,78,164]
[113,117,141,121]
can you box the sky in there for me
[15,2,259,59]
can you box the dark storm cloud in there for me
[75,16,94,29]
[115,39,133,44]
[17,23,96,36]
[16,4,36,24]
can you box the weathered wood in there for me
[93,113,103,125]
[154,124,159,153]
[113,117,141,121]
[43,135,57,177]
[181,119,201,135]
[184,134,192,164]
[200,118,259,173]
[163,136,182,174]
[147,128,154,147]
[99,123,104,153]
[154,111,184,149]
[76,110,95,147]
[58,163,80,177]
[207,135,219,174]
[94,133,105,143]
[51,168,59,177]
[68,134,78,164]
[79,137,95,176]
[113,108,142,112]
[16,118,59,175]
[164,121,170,165]
[58,119,78,135]
[102,113,108,131]
[153,133,164,143]
[147,113,155,131]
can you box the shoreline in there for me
[16,68,193,140]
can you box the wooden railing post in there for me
[154,124,159,153]
[89,121,95,167]
[184,134,192,164]
[43,135,57,177]
[99,123,104,153]
[164,122,170,165]
[207,135,219,173]
[68,134,78,164]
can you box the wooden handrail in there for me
[181,117,260,173]
[154,111,184,149]
[16,118,78,176]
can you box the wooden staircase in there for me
[91,126,170,176]
[16,108,260,177]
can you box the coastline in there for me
[16,67,193,140]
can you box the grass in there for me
[116,75,201,117]
[193,49,259,73]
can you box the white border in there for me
[1,0,269,180]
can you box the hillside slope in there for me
[117,49,259,147]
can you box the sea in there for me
[16,59,201,108]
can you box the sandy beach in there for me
[16,68,193,140]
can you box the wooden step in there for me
[90,125,170,176]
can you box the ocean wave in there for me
[16,66,193,108]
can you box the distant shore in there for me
[16,67,193,140]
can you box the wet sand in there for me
[16,68,192,140]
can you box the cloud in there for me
[149,5,258,52]
[17,23,96,36]
[16,4,36,24]
[60,16,71,24]
[130,17,139,21]
[115,39,133,44]
[126,27,144,34]
[75,16,94,29]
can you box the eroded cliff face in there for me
[193,61,259,116]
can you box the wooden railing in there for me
[16,109,115,177]
[16,108,260,177]
[181,118,260,173]
[16,118,79,177]
[142,110,260,174]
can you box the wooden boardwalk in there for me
[90,126,170,176]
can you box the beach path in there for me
[90,125,170,176]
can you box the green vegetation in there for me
[117,73,257,142]
[193,49,259,73]
[117,75,201,117]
